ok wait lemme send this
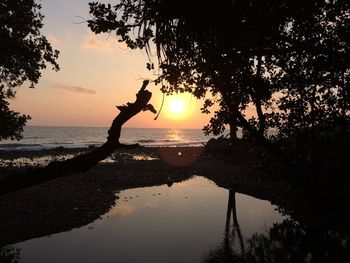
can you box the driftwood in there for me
[0,80,155,195]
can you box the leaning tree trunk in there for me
[0,80,155,195]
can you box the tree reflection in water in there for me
[202,188,350,263]
[245,220,350,263]
[2,187,350,263]
[0,246,21,263]
[202,189,245,263]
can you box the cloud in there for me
[53,84,96,95]
[80,31,127,53]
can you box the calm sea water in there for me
[0,126,213,151]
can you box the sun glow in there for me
[168,99,186,115]
[164,95,192,120]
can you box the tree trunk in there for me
[229,121,237,140]
[219,88,253,139]
[255,56,266,139]
[0,80,155,196]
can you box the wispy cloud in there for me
[53,84,96,95]
[80,31,127,53]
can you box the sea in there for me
[0,126,216,151]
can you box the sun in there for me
[164,94,193,120]
[168,98,186,115]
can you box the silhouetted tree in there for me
[267,0,350,138]
[0,92,29,141]
[88,0,349,143]
[260,0,350,188]
[0,0,59,140]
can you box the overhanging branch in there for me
[0,80,155,195]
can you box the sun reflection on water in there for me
[169,130,182,142]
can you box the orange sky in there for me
[9,0,212,129]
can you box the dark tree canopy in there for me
[0,0,59,140]
[0,92,29,141]
[88,0,349,141]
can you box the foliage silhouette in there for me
[87,0,349,141]
[87,0,350,196]
[0,0,59,140]
[0,93,29,141]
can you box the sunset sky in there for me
[9,0,213,129]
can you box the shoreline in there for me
[0,146,258,247]
[0,145,206,161]
[0,146,349,248]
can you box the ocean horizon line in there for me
[1,126,211,151]
[26,125,204,130]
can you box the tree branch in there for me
[0,80,155,195]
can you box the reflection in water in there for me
[226,189,245,257]
[202,189,246,263]
[4,177,287,262]
[245,220,306,263]
[2,176,349,262]
[203,188,350,263]
[0,246,21,263]
[244,220,350,263]
[169,131,182,142]
[107,203,136,220]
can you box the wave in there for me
[0,140,207,151]
[135,139,185,143]
[24,136,43,139]
[141,140,207,147]
[0,143,96,151]
[135,139,156,143]
[0,143,43,148]
[84,141,104,144]
[51,142,72,145]
[160,139,180,142]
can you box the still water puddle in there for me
[5,176,288,262]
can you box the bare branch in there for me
[0,81,155,196]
